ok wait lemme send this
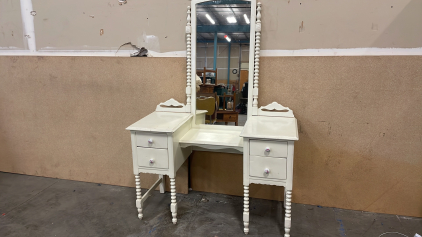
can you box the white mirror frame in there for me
[186,0,261,122]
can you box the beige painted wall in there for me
[191,56,422,217]
[1,0,422,51]
[260,0,422,50]
[0,0,24,49]
[0,56,189,193]
[32,0,188,52]
[0,56,421,218]
[259,56,422,217]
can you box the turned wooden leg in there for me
[284,190,292,237]
[170,178,177,224]
[243,185,250,234]
[135,174,143,220]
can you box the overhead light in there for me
[227,16,237,23]
[205,14,215,24]
[244,14,250,24]
[224,35,231,42]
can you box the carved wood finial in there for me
[187,6,191,26]
[156,98,189,112]
[258,102,295,117]
[257,2,262,23]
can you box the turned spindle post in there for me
[243,185,250,234]
[284,190,292,237]
[170,178,178,224]
[135,174,143,219]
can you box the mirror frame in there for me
[188,0,260,123]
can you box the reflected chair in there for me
[196,96,217,124]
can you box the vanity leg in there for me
[170,178,177,224]
[135,174,143,220]
[284,190,292,237]
[243,185,250,234]
[159,175,165,194]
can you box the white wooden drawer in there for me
[137,147,168,169]
[250,140,287,158]
[249,156,287,180]
[136,132,168,149]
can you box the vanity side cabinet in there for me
[242,138,295,237]
[126,110,193,224]
[240,110,298,237]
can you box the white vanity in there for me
[126,1,298,236]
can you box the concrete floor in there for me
[0,172,420,237]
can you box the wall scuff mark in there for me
[138,32,160,53]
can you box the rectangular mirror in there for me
[191,0,256,126]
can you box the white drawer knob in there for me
[265,147,271,152]
[149,159,155,164]
[148,138,153,144]
[264,168,270,174]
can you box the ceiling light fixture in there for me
[227,16,237,24]
[244,14,250,24]
[224,35,231,42]
[205,14,215,24]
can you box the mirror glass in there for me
[195,1,251,126]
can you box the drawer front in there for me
[250,140,287,158]
[137,147,168,169]
[250,156,287,180]
[223,113,238,122]
[136,132,168,149]
[200,86,214,93]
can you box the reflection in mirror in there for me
[196,1,251,126]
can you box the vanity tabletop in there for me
[179,125,244,151]
[240,116,299,141]
[126,111,192,133]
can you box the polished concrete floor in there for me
[0,172,420,237]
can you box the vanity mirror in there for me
[192,0,256,126]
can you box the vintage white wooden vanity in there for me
[126,1,298,236]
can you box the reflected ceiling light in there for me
[227,16,237,23]
[224,35,231,42]
[205,14,215,24]
[244,14,250,24]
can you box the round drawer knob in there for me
[149,159,155,164]
[265,147,271,152]
[148,138,153,144]
[264,168,270,174]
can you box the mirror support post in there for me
[186,6,192,112]
[251,2,261,116]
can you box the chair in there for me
[196,97,217,124]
